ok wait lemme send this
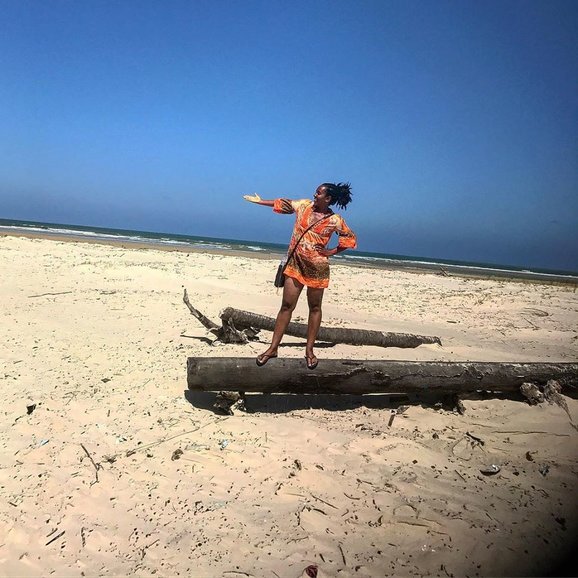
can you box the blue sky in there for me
[1,0,577,271]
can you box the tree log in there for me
[182,288,442,348]
[187,358,578,395]
[220,308,442,348]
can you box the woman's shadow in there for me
[184,388,415,415]
[184,388,518,415]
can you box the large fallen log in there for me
[219,307,442,348]
[187,358,578,395]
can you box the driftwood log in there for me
[182,289,441,348]
[187,358,578,395]
[220,308,441,348]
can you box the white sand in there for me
[1,235,577,576]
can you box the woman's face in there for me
[313,186,331,208]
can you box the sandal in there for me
[305,354,318,370]
[256,352,278,367]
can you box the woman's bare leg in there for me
[257,277,303,363]
[305,287,324,367]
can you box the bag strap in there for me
[284,212,332,266]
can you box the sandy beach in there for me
[1,234,577,577]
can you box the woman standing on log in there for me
[243,183,357,369]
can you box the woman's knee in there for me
[308,301,322,314]
[280,299,298,313]
[306,288,324,312]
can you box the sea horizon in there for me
[1,217,577,283]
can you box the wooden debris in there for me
[465,432,485,446]
[45,530,65,546]
[28,291,73,298]
[80,443,101,485]
[182,288,257,344]
[520,382,544,405]
[544,380,577,430]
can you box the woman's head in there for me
[316,182,353,210]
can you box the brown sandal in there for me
[256,352,278,367]
[305,354,318,370]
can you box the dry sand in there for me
[0,234,577,577]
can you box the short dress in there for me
[273,198,357,289]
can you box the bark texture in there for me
[187,358,578,395]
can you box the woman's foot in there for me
[256,351,278,367]
[305,353,318,370]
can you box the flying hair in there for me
[320,182,353,210]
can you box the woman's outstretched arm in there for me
[243,194,275,207]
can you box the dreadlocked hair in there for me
[321,182,353,210]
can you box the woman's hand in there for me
[315,245,337,257]
[243,193,262,203]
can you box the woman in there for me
[243,182,357,369]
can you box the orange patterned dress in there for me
[273,198,357,289]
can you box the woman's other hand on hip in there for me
[315,245,336,257]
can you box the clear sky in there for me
[1,0,577,271]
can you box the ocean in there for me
[1,217,577,284]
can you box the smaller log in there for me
[187,358,578,395]
[220,308,442,348]
[181,288,441,348]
